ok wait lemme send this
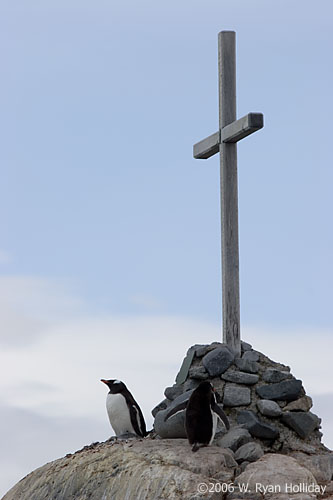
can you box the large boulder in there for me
[154,407,187,438]
[217,426,253,452]
[234,454,319,499]
[153,390,194,438]
[222,370,259,385]
[257,399,282,417]
[223,384,251,406]
[234,442,264,463]
[290,451,333,484]
[237,410,280,440]
[235,358,259,373]
[202,346,235,376]
[2,439,235,500]
[281,412,321,439]
[262,368,292,383]
[283,395,313,412]
[256,379,303,401]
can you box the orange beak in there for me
[100,379,108,385]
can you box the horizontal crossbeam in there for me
[221,112,264,143]
[193,131,219,160]
[193,113,264,160]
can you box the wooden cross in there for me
[193,31,264,355]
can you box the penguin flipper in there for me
[164,401,187,422]
[130,404,147,437]
[211,402,230,430]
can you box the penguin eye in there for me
[113,380,122,384]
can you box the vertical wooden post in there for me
[193,30,263,355]
[218,31,241,355]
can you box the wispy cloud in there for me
[0,403,103,498]
[0,276,87,347]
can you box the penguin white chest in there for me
[106,393,135,437]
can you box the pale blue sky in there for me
[0,0,332,495]
[1,0,333,327]
[1,1,333,326]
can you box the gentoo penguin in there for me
[164,381,229,452]
[101,379,147,438]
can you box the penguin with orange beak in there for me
[101,379,147,438]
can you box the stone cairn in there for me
[152,341,331,476]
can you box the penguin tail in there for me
[191,443,200,452]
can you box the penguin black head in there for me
[196,380,214,394]
[101,379,126,394]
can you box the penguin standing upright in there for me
[164,381,229,451]
[101,379,147,438]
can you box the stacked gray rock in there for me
[153,341,328,471]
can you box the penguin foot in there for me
[191,442,209,452]
[107,436,118,442]
[117,432,137,440]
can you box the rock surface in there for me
[154,390,193,438]
[189,366,209,380]
[233,454,319,499]
[283,395,313,412]
[256,379,303,401]
[164,384,183,401]
[281,411,321,439]
[154,407,187,438]
[222,370,259,385]
[4,439,332,500]
[223,384,251,407]
[217,426,253,452]
[290,451,333,484]
[2,438,235,500]
[234,358,259,373]
[242,350,260,362]
[237,410,280,440]
[257,399,283,417]
[262,368,292,383]
[202,346,235,376]
[234,442,264,463]
[151,399,167,417]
